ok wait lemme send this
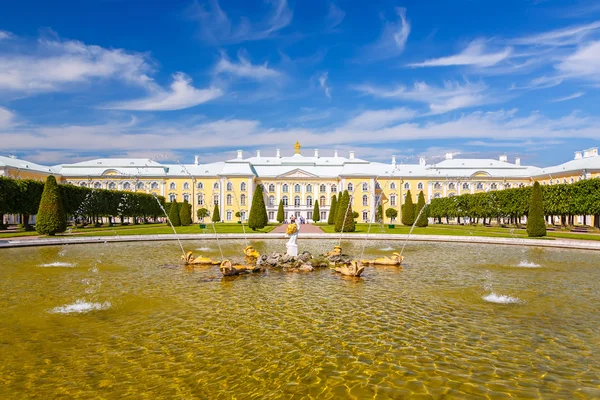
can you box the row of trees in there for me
[429,178,600,228]
[0,176,167,232]
[398,190,429,227]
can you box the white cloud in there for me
[556,41,600,81]
[354,80,489,114]
[0,107,15,128]
[360,7,410,61]
[318,72,331,99]
[214,52,282,81]
[512,21,600,46]
[344,108,417,130]
[551,92,585,102]
[190,0,292,45]
[0,38,152,93]
[0,31,14,40]
[101,73,223,111]
[326,3,345,31]
[408,39,512,68]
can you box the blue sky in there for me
[1,0,599,167]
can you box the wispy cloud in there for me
[509,75,563,91]
[101,73,222,111]
[0,31,14,40]
[354,80,489,114]
[551,91,585,102]
[511,20,600,46]
[214,51,282,81]
[408,39,512,68]
[190,0,293,45]
[359,7,410,62]
[0,107,15,128]
[319,72,331,99]
[556,41,600,81]
[326,3,345,31]
[344,108,417,130]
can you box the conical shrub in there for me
[36,175,66,235]
[277,199,284,223]
[328,194,337,225]
[527,181,546,237]
[415,191,428,227]
[313,200,320,222]
[402,190,415,226]
[179,199,192,225]
[168,200,181,226]
[212,203,220,223]
[249,184,268,230]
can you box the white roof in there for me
[535,155,600,176]
[0,155,57,174]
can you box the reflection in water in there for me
[0,239,599,399]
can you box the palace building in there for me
[2,142,599,224]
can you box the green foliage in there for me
[36,176,66,235]
[312,200,320,222]
[401,190,415,226]
[527,181,546,237]
[376,203,383,222]
[385,207,398,222]
[415,190,429,227]
[197,207,209,221]
[328,194,337,225]
[212,203,221,223]
[248,184,268,230]
[352,211,359,219]
[179,200,192,226]
[334,190,355,232]
[276,199,284,223]
[168,200,181,226]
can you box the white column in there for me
[427,182,433,202]
[370,178,375,223]
[219,177,225,222]
[247,178,253,215]
[458,182,461,196]
[443,183,447,197]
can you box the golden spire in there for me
[294,140,301,154]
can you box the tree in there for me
[401,190,415,226]
[36,175,66,235]
[415,190,428,227]
[527,181,546,237]
[335,190,355,232]
[312,200,320,222]
[376,203,383,223]
[249,184,268,230]
[197,207,209,221]
[16,179,44,230]
[179,199,192,226]
[167,200,181,226]
[212,203,221,223]
[385,208,398,223]
[277,199,284,223]
[328,194,337,225]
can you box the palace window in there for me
[197,194,204,206]
[433,182,441,190]
[226,194,232,206]
[282,196,288,206]
[294,184,301,192]
[151,182,159,190]
[476,183,484,190]
[390,195,396,206]
[563,179,567,184]
[226,211,232,221]
[108,182,116,190]
[320,196,326,207]
[197,182,203,189]
[491,183,498,190]
[306,184,312,193]
[169,194,176,202]
[320,184,326,192]
[80,182,87,187]
[307,196,312,206]
[294,196,301,206]
[390,182,396,190]
[362,195,368,206]
[347,183,354,192]
[268,211,274,220]
[331,184,337,193]
[362,183,368,191]
[241,182,247,191]
[183,182,190,190]
[94,182,102,189]
[448,183,456,190]
[449,193,455,197]
[227,182,233,191]
[570,178,574,184]
[462,183,469,190]
[434,193,441,198]
[505,183,511,189]
[183,194,190,202]
[404,182,410,190]
[241,211,247,221]
[519,183,525,188]
[269,184,275,192]
[213,195,219,205]
[123,182,131,190]
[320,211,327,220]
[269,196,275,206]
[137,182,145,190]
[363,211,369,221]
[213,182,219,190]
[241,194,246,206]
[417,182,424,190]
[282,184,289,193]
[170,182,176,190]
[375,182,381,189]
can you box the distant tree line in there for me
[428,178,600,228]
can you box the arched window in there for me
[241,210,246,221]
[320,196,326,206]
[269,195,275,206]
[169,194,176,202]
[226,194,232,205]
[282,184,288,193]
[94,182,102,189]
[169,182,176,190]
[80,182,87,187]
[151,182,159,190]
[434,182,441,190]
[570,177,574,184]
[320,184,326,192]
[462,183,469,190]
[137,182,145,190]
[239,182,246,191]
[282,196,288,206]
[294,184,301,192]
[347,183,353,192]
[505,183,511,188]
[476,183,484,190]
[197,194,204,206]
[390,195,396,206]
[449,193,455,197]
[519,183,525,188]
[268,184,275,192]
[197,182,203,189]
[294,196,301,206]
[549,179,553,185]
[306,184,312,193]
[227,182,233,191]
[563,178,567,184]
[404,182,410,190]
[362,211,369,221]
[417,182,424,190]
[213,195,219,205]
[183,182,190,190]
[362,195,368,206]
[108,182,116,190]
[213,182,219,190]
[390,182,396,190]
[362,183,368,191]
[183,194,190,202]
[448,183,455,190]
[123,182,131,190]
[331,184,337,193]
[307,196,312,206]
[491,183,497,190]
[226,211,232,221]
[241,194,246,206]
[434,193,441,198]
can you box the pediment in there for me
[277,168,318,179]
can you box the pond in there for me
[1,239,599,398]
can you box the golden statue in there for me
[244,245,260,264]
[181,251,220,265]
[361,252,404,266]
[294,140,301,154]
[334,261,365,277]
[325,245,342,257]
[219,260,258,276]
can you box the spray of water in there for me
[399,204,427,259]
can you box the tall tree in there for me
[527,181,546,237]
[249,184,268,230]
[328,194,337,225]
[335,190,355,232]
[276,199,284,223]
[401,190,415,226]
[168,200,181,226]
[16,179,44,230]
[312,199,320,222]
[415,190,428,227]
[376,203,383,223]
[179,199,192,226]
[36,175,66,235]
[212,202,221,223]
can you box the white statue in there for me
[285,216,300,256]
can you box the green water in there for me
[1,240,599,399]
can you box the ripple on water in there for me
[482,293,520,304]
[516,261,541,268]
[379,246,395,251]
[39,262,77,268]
[49,299,111,314]
[195,247,211,251]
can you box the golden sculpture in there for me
[244,245,260,264]
[181,251,220,265]
[219,260,258,276]
[294,140,301,154]
[324,245,342,257]
[334,261,365,277]
[361,252,404,266]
